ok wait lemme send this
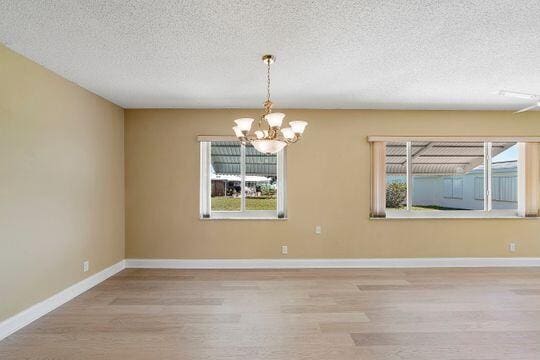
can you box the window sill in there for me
[201,210,287,221]
[372,209,535,220]
[200,217,287,221]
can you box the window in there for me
[408,141,485,212]
[492,176,517,202]
[491,143,518,209]
[443,177,463,199]
[200,140,286,219]
[370,137,539,219]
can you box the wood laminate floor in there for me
[2,267,540,359]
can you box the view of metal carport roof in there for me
[210,141,277,176]
[386,142,515,175]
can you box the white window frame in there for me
[199,141,286,220]
[386,141,522,219]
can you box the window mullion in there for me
[406,141,413,211]
[240,143,246,212]
[484,142,492,211]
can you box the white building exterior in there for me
[388,161,517,210]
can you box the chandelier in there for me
[232,54,308,154]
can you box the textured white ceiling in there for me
[1,1,539,110]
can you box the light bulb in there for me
[265,113,285,128]
[289,121,308,134]
[255,130,265,139]
[234,118,254,132]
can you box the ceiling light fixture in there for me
[232,55,308,154]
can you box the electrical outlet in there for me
[509,243,517,253]
[315,225,322,235]
[83,260,89,272]
[281,245,288,255]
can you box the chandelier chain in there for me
[266,60,271,103]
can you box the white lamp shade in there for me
[234,118,254,132]
[265,113,285,128]
[289,121,308,134]
[280,127,295,139]
[251,139,287,154]
[232,126,244,138]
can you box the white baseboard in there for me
[0,260,125,341]
[125,257,540,269]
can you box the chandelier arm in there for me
[285,135,301,144]
[241,134,301,146]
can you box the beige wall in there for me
[0,45,125,321]
[125,109,540,259]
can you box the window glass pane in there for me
[491,142,518,209]
[411,141,484,211]
[245,144,277,211]
[385,142,407,211]
[210,141,241,211]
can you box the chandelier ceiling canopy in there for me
[232,55,308,154]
